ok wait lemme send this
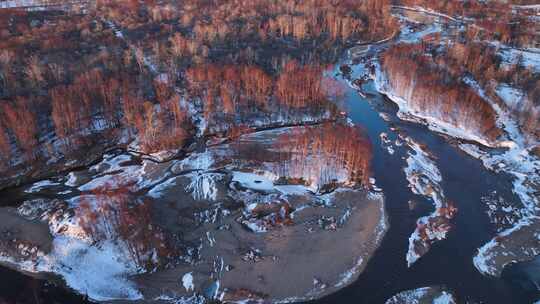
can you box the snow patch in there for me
[172,151,215,172]
[185,172,221,201]
[182,272,195,292]
[232,171,274,192]
[38,238,142,301]
[402,137,455,267]
[495,84,525,109]
[433,291,456,304]
[25,180,60,193]
[147,176,178,198]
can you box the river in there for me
[306,48,532,303]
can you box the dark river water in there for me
[0,47,538,304]
[307,54,537,304]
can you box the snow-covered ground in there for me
[209,125,362,193]
[385,286,457,304]
[402,137,456,267]
[462,76,540,276]
[0,0,84,10]
[473,216,540,277]
[498,47,540,73]
[5,199,144,301]
[374,68,504,148]
[185,172,221,201]
[0,115,384,302]
[39,237,142,301]
[232,171,275,192]
[495,84,526,110]
[403,138,444,207]
[181,272,195,292]
[24,179,61,193]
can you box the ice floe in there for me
[182,272,195,292]
[403,137,456,267]
[385,286,457,304]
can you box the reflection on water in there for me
[502,256,540,301]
